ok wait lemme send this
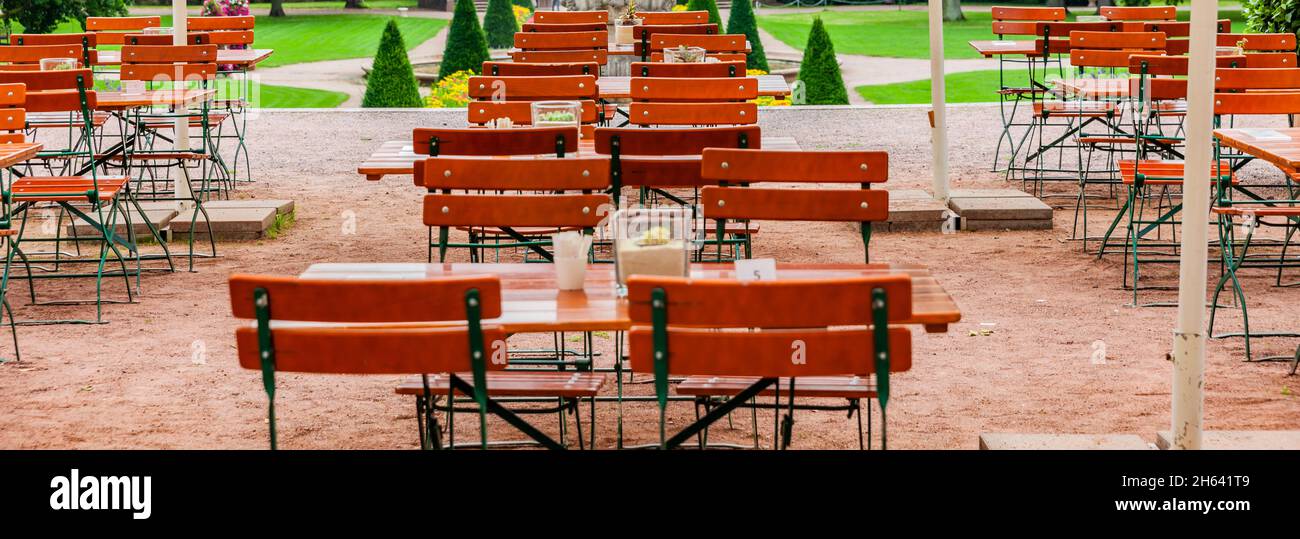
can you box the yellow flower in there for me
[671,4,686,11]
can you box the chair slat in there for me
[466,75,597,100]
[628,326,912,376]
[627,275,914,326]
[412,127,580,157]
[702,149,888,183]
[482,61,598,76]
[514,31,607,50]
[511,50,608,64]
[594,126,760,155]
[702,187,889,222]
[640,11,710,25]
[234,326,508,374]
[229,274,502,321]
[419,156,610,190]
[532,10,608,24]
[628,102,757,125]
[631,77,758,101]
[423,193,608,228]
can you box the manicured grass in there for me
[33,15,446,68]
[757,9,1247,60]
[856,69,1028,105]
[254,84,349,108]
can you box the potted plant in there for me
[614,1,643,45]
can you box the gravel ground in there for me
[2,104,1297,450]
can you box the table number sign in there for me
[735,258,777,282]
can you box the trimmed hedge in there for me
[796,16,848,105]
[726,0,768,72]
[363,19,424,108]
[440,0,492,78]
[685,0,724,30]
[1244,0,1300,36]
[484,0,519,49]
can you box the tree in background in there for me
[0,0,130,34]
[270,0,286,17]
[1244,0,1300,36]
[943,0,965,23]
[484,0,519,49]
[726,0,767,71]
[440,0,492,78]
[345,0,366,8]
[685,0,723,30]
[797,16,848,105]
[512,0,535,10]
[363,20,424,107]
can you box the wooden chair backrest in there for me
[594,126,760,190]
[0,44,85,67]
[466,75,597,100]
[421,156,610,228]
[514,31,607,51]
[11,33,97,47]
[87,16,162,45]
[522,22,607,32]
[229,274,505,374]
[700,149,889,223]
[0,83,25,140]
[1100,6,1176,21]
[640,11,710,25]
[1213,68,1300,115]
[631,60,746,77]
[413,126,581,157]
[630,76,758,102]
[648,52,746,63]
[1129,54,1245,76]
[626,276,914,376]
[532,11,608,24]
[1069,32,1167,68]
[483,61,598,76]
[189,15,255,31]
[652,33,748,53]
[628,102,757,126]
[511,49,609,65]
[1217,33,1296,51]
[0,70,96,113]
[633,23,718,44]
[119,45,219,82]
[1244,53,1297,68]
[125,32,212,46]
[468,100,600,126]
[990,6,1066,36]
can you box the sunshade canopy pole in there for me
[1170,0,1218,450]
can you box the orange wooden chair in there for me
[628,77,758,127]
[700,149,889,263]
[1205,71,1300,363]
[1141,20,1233,55]
[1219,33,1298,68]
[0,44,88,70]
[86,16,162,46]
[0,70,142,324]
[593,125,759,206]
[648,33,748,63]
[410,127,583,261]
[187,15,256,47]
[229,273,601,449]
[627,274,913,449]
[987,6,1067,173]
[123,32,213,46]
[512,30,609,66]
[531,10,608,24]
[0,82,27,361]
[421,155,611,263]
[1099,5,1176,23]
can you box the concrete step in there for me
[980,433,1153,450]
[1155,430,1300,450]
[64,205,178,238]
[882,189,949,232]
[168,199,292,240]
[948,188,1054,231]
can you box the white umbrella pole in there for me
[928,0,949,201]
[1170,0,1218,450]
[172,0,193,206]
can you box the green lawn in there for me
[856,69,1029,105]
[255,84,350,108]
[758,9,1247,60]
[30,14,446,68]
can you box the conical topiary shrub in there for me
[440,0,492,78]
[484,0,519,49]
[363,20,424,108]
[797,17,847,105]
[686,0,723,30]
[726,0,767,72]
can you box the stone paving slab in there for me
[980,433,1152,450]
[949,195,1054,221]
[1155,430,1300,450]
[169,203,277,240]
[963,218,1055,231]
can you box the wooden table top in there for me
[1215,127,1300,175]
[358,135,802,181]
[299,262,962,334]
[596,74,790,99]
[1053,78,1133,100]
[968,40,1041,57]
[0,142,43,168]
[95,48,274,67]
[94,88,217,110]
